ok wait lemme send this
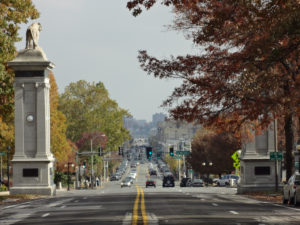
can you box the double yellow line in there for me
[132,185,148,225]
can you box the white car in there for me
[130,172,137,179]
[283,172,300,205]
[216,174,239,186]
[121,177,132,188]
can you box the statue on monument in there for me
[25,22,42,49]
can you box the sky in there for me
[15,0,195,122]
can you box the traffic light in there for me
[169,147,174,156]
[157,153,161,159]
[83,161,86,168]
[146,147,152,159]
[98,147,103,156]
[118,147,121,155]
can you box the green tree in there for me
[59,80,131,153]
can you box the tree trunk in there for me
[284,113,294,180]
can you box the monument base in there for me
[237,183,282,194]
[11,158,56,196]
[237,158,282,194]
[10,185,56,196]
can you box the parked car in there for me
[283,172,300,205]
[216,174,239,186]
[192,178,204,187]
[163,174,175,187]
[180,178,192,187]
[121,177,132,188]
[146,179,156,188]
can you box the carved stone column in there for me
[8,48,56,196]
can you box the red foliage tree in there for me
[127,0,300,179]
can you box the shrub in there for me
[0,184,8,192]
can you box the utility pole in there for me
[91,139,94,189]
[75,152,79,189]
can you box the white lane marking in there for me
[48,198,74,208]
[74,200,79,203]
[147,213,159,225]
[122,212,132,225]
[230,211,239,215]
[3,205,18,210]
[42,213,50,218]
[60,205,66,209]
[212,203,218,206]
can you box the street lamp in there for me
[202,161,213,186]
[65,162,74,191]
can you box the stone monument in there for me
[8,22,56,195]
[237,121,282,193]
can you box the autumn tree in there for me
[126,0,300,179]
[0,0,39,151]
[49,72,74,167]
[187,130,241,178]
[59,80,131,153]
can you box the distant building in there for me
[156,120,202,153]
[152,113,166,126]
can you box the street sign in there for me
[0,152,6,156]
[173,156,182,159]
[176,151,190,155]
[231,150,241,169]
[270,152,283,161]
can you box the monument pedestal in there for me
[8,49,56,196]
[237,124,282,194]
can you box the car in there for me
[192,178,204,187]
[163,174,175,187]
[146,179,156,188]
[216,174,239,186]
[180,178,192,187]
[121,177,132,188]
[125,176,134,184]
[130,172,137,179]
[150,170,157,176]
[110,174,118,181]
[283,172,300,205]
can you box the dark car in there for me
[163,175,175,187]
[146,179,156,188]
[150,170,157,176]
[180,178,192,187]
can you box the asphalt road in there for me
[1,162,300,225]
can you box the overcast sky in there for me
[15,0,195,122]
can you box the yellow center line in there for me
[140,187,148,225]
[132,185,140,225]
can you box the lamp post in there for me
[202,161,213,186]
[6,146,11,190]
[65,162,74,191]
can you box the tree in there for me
[126,0,300,179]
[0,0,39,150]
[59,80,131,153]
[49,72,74,165]
[76,131,108,152]
[187,130,241,177]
